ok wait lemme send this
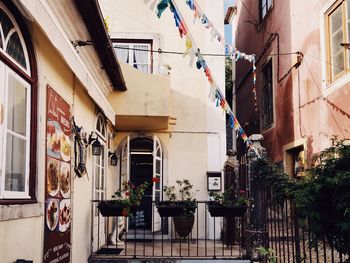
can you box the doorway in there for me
[129,153,153,229]
[121,136,163,232]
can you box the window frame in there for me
[259,0,273,23]
[261,58,274,130]
[0,1,37,204]
[112,39,153,74]
[325,0,350,84]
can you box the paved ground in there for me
[89,240,248,262]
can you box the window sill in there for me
[0,202,43,222]
[324,73,350,97]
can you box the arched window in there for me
[0,2,36,201]
[95,113,106,140]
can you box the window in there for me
[259,0,273,21]
[261,59,273,129]
[285,146,305,178]
[0,2,36,201]
[113,40,152,73]
[326,0,350,82]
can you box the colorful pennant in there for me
[156,0,254,147]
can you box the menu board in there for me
[43,86,72,263]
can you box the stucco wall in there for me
[101,0,225,239]
[0,20,117,262]
[235,0,350,165]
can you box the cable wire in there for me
[113,45,299,58]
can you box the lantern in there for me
[91,138,102,156]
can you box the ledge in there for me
[0,202,43,222]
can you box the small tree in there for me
[294,139,350,257]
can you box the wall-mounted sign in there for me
[44,85,72,263]
[207,172,221,191]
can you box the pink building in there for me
[235,0,350,176]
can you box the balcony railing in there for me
[90,200,246,261]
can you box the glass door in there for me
[92,145,106,252]
[152,135,162,232]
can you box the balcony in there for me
[108,63,174,131]
[89,201,246,262]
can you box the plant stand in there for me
[156,201,197,217]
[97,201,128,217]
[207,202,247,217]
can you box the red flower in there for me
[152,177,160,183]
[239,189,246,194]
[122,209,128,217]
[125,192,130,196]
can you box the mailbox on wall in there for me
[207,171,222,191]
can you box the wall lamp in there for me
[108,151,118,166]
[88,132,102,156]
[340,42,350,49]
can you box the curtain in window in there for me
[0,29,3,49]
[115,45,129,64]
[330,7,344,77]
[6,32,26,69]
[0,9,14,40]
[133,44,149,73]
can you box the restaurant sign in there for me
[44,85,72,263]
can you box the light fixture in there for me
[108,151,118,166]
[340,42,350,49]
[88,132,102,156]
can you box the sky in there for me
[224,0,236,45]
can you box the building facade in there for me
[101,0,226,240]
[0,0,227,262]
[0,0,125,262]
[235,0,350,176]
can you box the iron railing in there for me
[90,200,246,260]
[262,189,349,263]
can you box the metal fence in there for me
[262,187,348,263]
[91,200,246,260]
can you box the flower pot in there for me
[97,201,129,217]
[156,201,197,217]
[207,202,247,217]
[173,216,194,238]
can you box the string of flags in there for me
[183,0,258,115]
[156,0,254,148]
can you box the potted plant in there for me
[156,179,198,238]
[97,181,150,217]
[207,187,248,217]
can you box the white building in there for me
[0,0,227,262]
[101,0,226,240]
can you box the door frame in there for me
[117,134,165,234]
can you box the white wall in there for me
[101,0,226,239]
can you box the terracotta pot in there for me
[173,216,194,238]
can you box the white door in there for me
[120,136,130,233]
[92,145,106,251]
[0,62,4,186]
[152,135,162,232]
[92,114,107,252]
[121,136,130,186]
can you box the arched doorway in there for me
[120,135,162,233]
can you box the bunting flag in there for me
[184,37,193,55]
[156,0,254,148]
[183,0,258,115]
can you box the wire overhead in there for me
[113,45,300,58]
